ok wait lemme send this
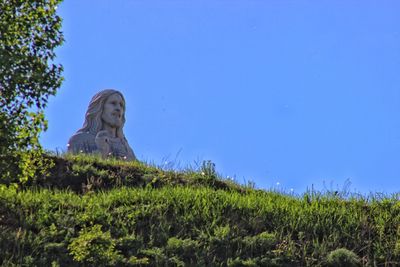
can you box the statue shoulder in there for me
[68,132,96,153]
[123,137,137,161]
[68,132,95,144]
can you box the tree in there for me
[0,0,64,183]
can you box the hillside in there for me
[0,154,399,266]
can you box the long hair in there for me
[77,89,127,139]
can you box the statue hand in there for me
[95,130,111,157]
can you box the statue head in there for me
[77,89,127,138]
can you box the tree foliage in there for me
[0,0,64,183]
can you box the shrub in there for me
[326,248,361,267]
[68,224,121,265]
[166,237,200,263]
[242,231,277,256]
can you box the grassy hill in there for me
[0,154,399,266]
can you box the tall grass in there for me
[0,155,399,266]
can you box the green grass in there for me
[1,154,399,266]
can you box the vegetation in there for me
[0,0,64,184]
[2,1,398,266]
[1,154,399,266]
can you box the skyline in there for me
[41,0,400,194]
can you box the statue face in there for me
[101,93,124,128]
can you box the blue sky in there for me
[41,0,400,194]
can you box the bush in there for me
[326,248,361,267]
[68,224,122,265]
[166,237,200,263]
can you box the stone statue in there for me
[67,89,136,160]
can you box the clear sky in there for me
[41,0,400,194]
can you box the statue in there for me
[67,89,136,160]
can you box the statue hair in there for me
[77,89,127,140]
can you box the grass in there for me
[1,154,399,266]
